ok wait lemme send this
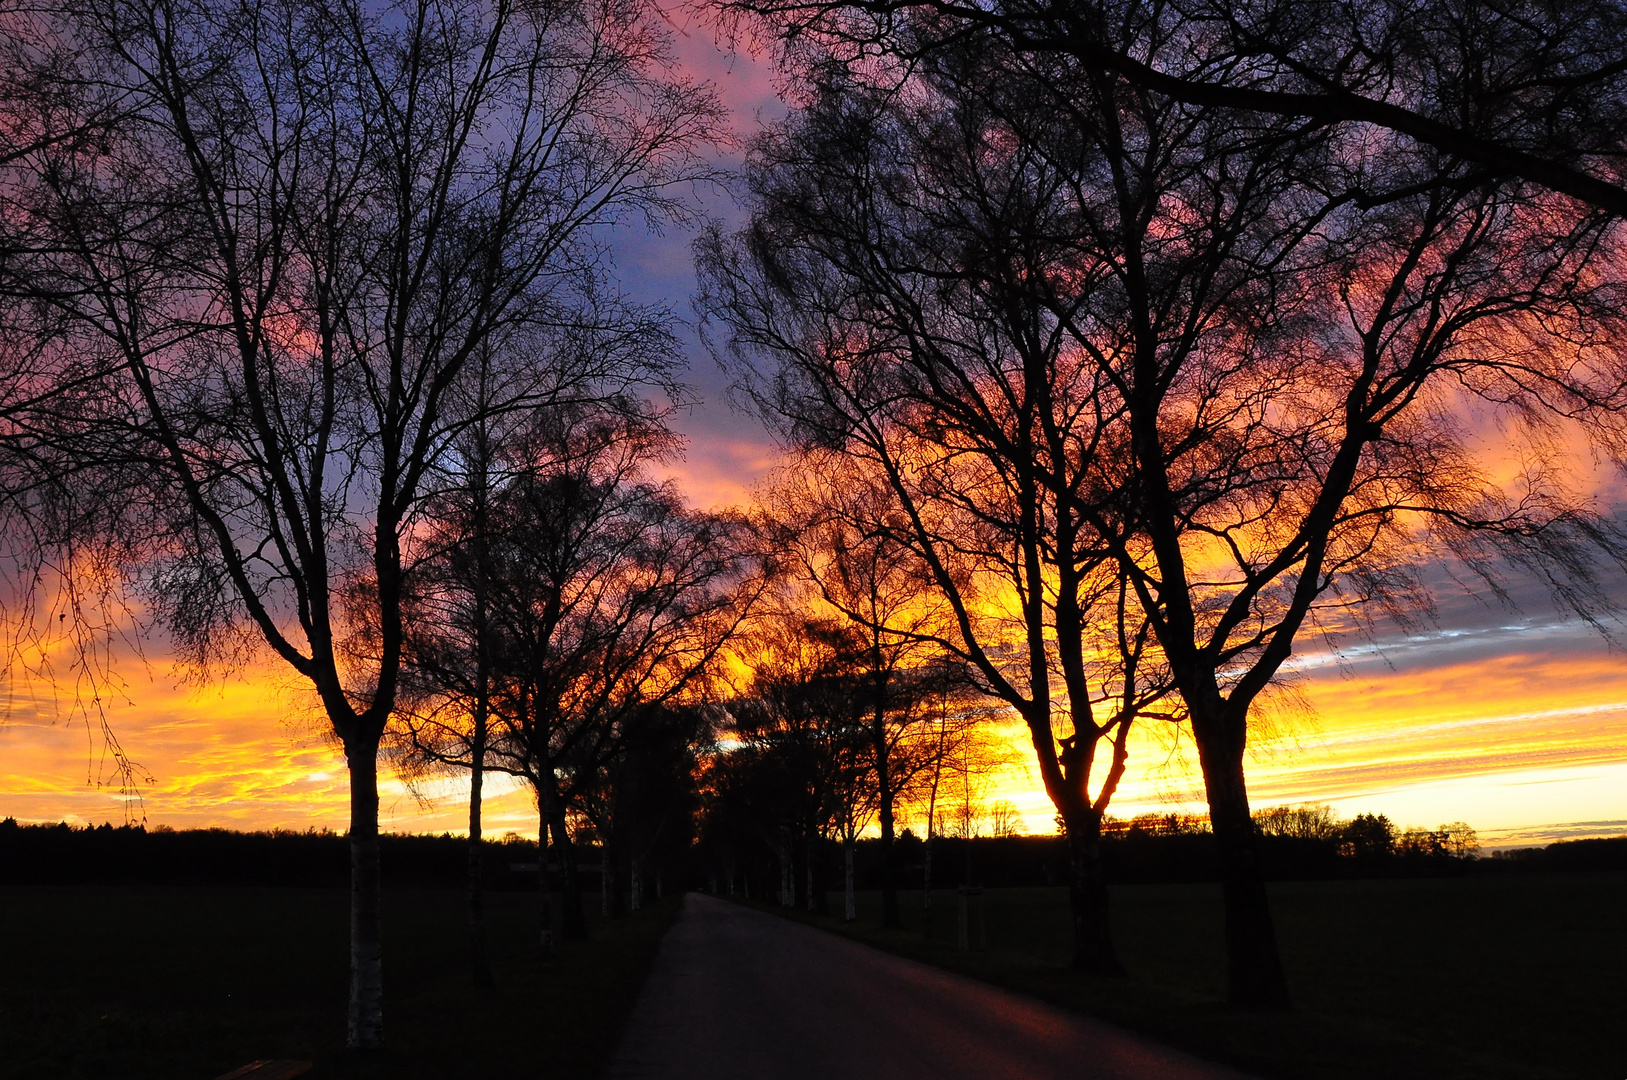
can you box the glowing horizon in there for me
[3,487,1624,850]
[1,20,1623,854]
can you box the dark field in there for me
[6,877,1620,1080]
[806,875,1627,1080]
[0,886,679,1080]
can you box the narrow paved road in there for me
[609,893,1254,1080]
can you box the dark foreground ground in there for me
[0,885,679,1080]
[612,892,1253,1080]
[4,875,1620,1079]
[771,875,1626,1080]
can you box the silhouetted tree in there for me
[403,408,757,941]
[724,0,1627,216]
[988,801,1023,839]
[0,0,722,1044]
[1342,813,1397,861]
[699,59,1184,974]
[1012,67,1626,1007]
[1438,822,1480,860]
[1254,804,1342,842]
[759,477,975,927]
[722,610,869,911]
[583,704,710,913]
[701,22,1627,1007]
[393,358,510,986]
[915,686,992,938]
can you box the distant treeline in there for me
[798,835,1627,894]
[711,808,1627,900]
[0,819,559,889]
[4,816,1622,890]
[844,825,1627,890]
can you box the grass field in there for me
[778,875,1626,1080]
[0,885,678,1080]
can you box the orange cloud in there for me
[3,610,1623,845]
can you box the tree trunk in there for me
[844,841,856,921]
[468,423,494,987]
[346,742,384,1049]
[549,810,588,939]
[611,846,628,917]
[806,829,828,915]
[1195,718,1291,1008]
[806,845,817,914]
[1061,810,1123,976]
[921,832,933,939]
[779,835,792,907]
[536,802,555,953]
[630,859,643,911]
[467,705,493,988]
[790,829,806,910]
[874,714,901,929]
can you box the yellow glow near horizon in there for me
[966,620,1627,848]
[2,442,1623,847]
[2,15,1621,855]
[3,607,1623,848]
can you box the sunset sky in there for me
[1,18,1623,849]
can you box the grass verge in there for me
[735,876,1625,1080]
[0,885,680,1080]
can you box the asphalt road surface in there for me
[609,893,1255,1080]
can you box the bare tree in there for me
[1056,74,1626,1009]
[722,608,869,912]
[759,475,971,928]
[1437,822,1480,860]
[701,25,1627,1007]
[392,381,505,986]
[988,800,1022,839]
[0,0,721,1045]
[913,681,989,939]
[722,0,1627,216]
[0,2,154,800]
[698,61,1182,974]
[394,326,686,971]
[1253,804,1341,842]
[952,19,1625,1007]
[414,407,758,939]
